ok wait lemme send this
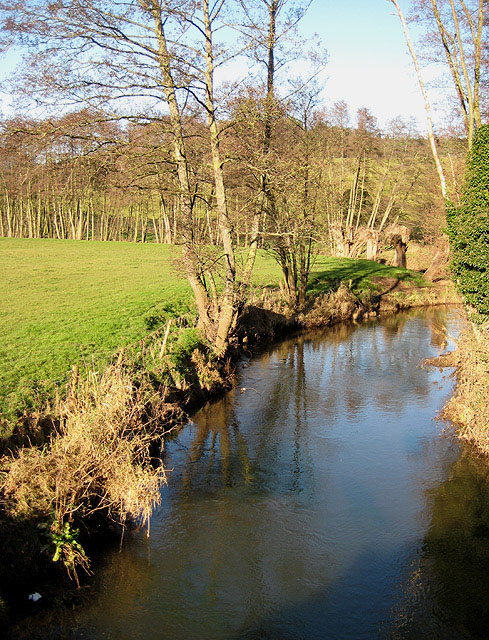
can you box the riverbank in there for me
[0,238,422,437]
[440,318,489,454]
[0,256,460,632]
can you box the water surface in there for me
[19,307,489,640]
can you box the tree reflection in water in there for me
[183,391,252,489]
[179,307,460,499]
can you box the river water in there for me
[18,306,489,639]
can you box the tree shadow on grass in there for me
[307,260,416,298]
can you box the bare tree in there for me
[236,0,323,308]
[388,0,448,197]
[413,0,486,149]
[200,0,238,353]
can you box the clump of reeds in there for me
[1,363,166,582]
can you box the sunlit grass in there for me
[308,256,424,295]
[0,239,280,425]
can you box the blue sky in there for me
[299,0,443,132]
[0,0,448,132]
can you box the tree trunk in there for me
[393,239,407,268]
[151,1,213,337]
[390,0,447,197]
[203,0,237,354]
[366,230,379,261]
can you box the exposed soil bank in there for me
[0,278,461,633]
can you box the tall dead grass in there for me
[443,321,489,454]
[1,363,167,581]
[302,283,363,328]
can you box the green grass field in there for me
[0,238,418,429]
[307,255,425,295]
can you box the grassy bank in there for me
[0,238,424,435]
[0,239,280,431]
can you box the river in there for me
[16,306,489,639]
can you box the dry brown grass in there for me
[303,283,361,328]
[1,363,167,582]
[443,321,489,454]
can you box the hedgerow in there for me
[446,125,489,314]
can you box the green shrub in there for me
[169,328,203,374]
[447,125,489,314]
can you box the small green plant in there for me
[51,521,86,564]
[37,518,90,584]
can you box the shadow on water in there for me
[228,546,461,640]
[231,446,489,640]
[387,449,489,640]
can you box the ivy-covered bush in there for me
[446,125,489,314]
